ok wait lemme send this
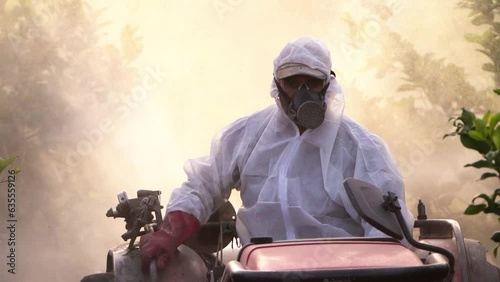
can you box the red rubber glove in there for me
[140,211,200,274]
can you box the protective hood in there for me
[272,36,333,86]
[167,36,414,245]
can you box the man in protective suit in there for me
[140,36,415,273]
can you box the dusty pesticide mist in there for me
[0,0,498,281]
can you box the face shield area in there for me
[275,78,329,130]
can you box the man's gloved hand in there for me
[140,211,200,274]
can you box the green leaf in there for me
[0,157,17,175]
[483,203,500,214]
[485,151,498,164]
[492,232,500,243]
[460,134,491,154]
[489,113,500,136]
[475,118,487,137]
[466,8,478,16]
[471,192,498,213]
[493,127,500,149]
[494,89,500,96]
[477,49,492,59]
[472,193,493,204]
[461,108,476,127]
[464,203,486,215]
[465,160,490,169]
[482,63,497,73]
[495,22,500,33]
[464,33,484,44]
[479,172,498,180]
[496,152,500,169]
[452,118,465,132]
[12,167,22,174]
[120,25,143,63]
[397,84,417,92]
[460,134,476,148]
[482,110,491,123]
[471,14,490,25]
[468,129,486,141]
[493,189,500,201]
[443,132,457,139]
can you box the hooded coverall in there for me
[166,36,415,245]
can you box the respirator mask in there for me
[275,79,330,129]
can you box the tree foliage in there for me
[445,89,500,256]
[0,0,142,156]
[0,1,143,280]
[344,14,498,118]
[445,0,500,257]
[458,0,500,86]
[344,1,500,259]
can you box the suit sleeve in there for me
[166,122,244,223]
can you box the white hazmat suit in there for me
[167,36,414,245]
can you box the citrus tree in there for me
[445,89,500,256]
[442,0,500,257]
[343,0,500,257]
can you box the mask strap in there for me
[320,82,330,97]
[274,77,291,103]
[321,69,335,96]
